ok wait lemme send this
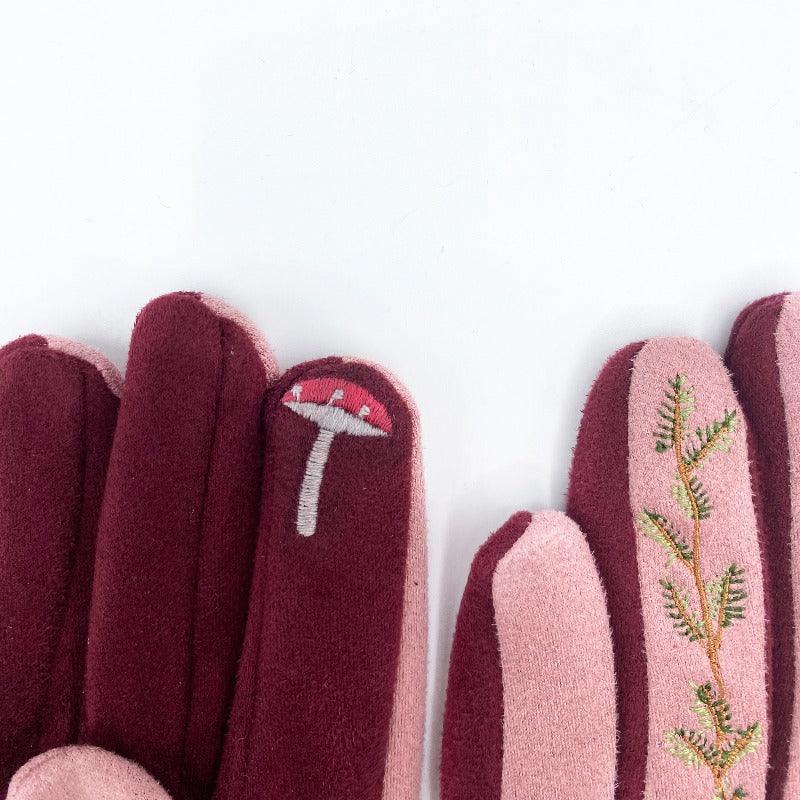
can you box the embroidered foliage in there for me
[662,580,704,642]
[690,683,732,737]
[707,565,747,630]
[640,374,761,800]
[638,511,693,565]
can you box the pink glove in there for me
[442,292,800,800]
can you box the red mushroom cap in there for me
[282,377,393,435]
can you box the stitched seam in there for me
[34,365,88,749]
[241,474,270,786]
[179,318,226,784]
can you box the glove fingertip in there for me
[7,746,172,800]
[492,510,616,799]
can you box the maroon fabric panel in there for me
[566,341,646,800]
[0,338,118,792]
[83,293,268,800]
[725,293,792,800]
[215,359,413,800]
[439,511,532,800]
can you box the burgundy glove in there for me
[2,292,427,800]
[0,336,120,786]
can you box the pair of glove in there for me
[442,292,800,800]
[0,292,427,800]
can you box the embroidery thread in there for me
[636,374,762,800]
[282,377,392,537]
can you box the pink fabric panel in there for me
[7,746,171,800]
[493,510,616,800]
[198,293,278,376]
[629,339,768,799]
[45,337,123,396]
[775,292,800,797]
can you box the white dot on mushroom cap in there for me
[328,388,345,404]
[358,405,370,418]
[291,384,302,399]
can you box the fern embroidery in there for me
[637,375,761,800]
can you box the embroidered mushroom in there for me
[282,377,392,536]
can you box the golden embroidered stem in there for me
[672,391,727,710]
[650,377,759,800]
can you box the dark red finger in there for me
[214,359,427,800]
[0,336,120,791]
[726,292,799,799]
[83,293,275,800]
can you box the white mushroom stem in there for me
[296,427,336,537]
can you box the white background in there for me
[2,3,800,797]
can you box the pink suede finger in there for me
[440,511,616,800]
[214,359,427,800]
[726,292,800,799]
[0,337,120,792]
[83,293,276,800]
[493,510,616,799]
[7,746,171,800]
[569,338,769,800]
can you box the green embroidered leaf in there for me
[637,510,693,564]
[708,564,747,628]
[717,724,762,772]
[654,374,695,452]
[665,728,718,769]
[712,786,748,800]
[684,409,738,469]
[662,581,705,642]
[691,682,732,735]
[672,475,711,520]
[672,481,693,518]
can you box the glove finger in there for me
[7,746,171,800]
[83,293,276,800]
[568,338,769,800]
[440,511,532,800]
[0,337,120,790]
[492,511,616,799]
[214,359,427,800]
[726,292,800,799]
[441,510,616,800]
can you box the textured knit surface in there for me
[566,341,648,800]
[44,338,123,397]
[213,358,422,800]
[773,293,800,798]
[628,338,768,799]
[726,292,795,799]
[353,361,428,800]
[7,746,171,800]
[439,511,532,800]
[83,292,275,800]
[493,510,616,800]
[0,337,119,792]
